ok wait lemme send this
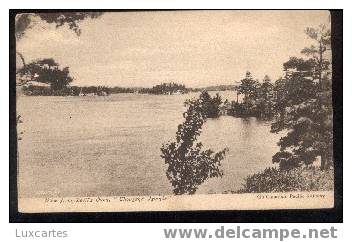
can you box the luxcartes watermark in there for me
[15,229,68,238]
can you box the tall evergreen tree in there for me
[271,25,332,170]
[256,75,274,118]
[237,72,260,114]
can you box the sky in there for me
[16,10,330,88]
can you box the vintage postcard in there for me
[14,10,334,213]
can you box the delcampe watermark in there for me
[163,226,338,241]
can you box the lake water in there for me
[17,91,282,198]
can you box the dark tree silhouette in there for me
[271,25,332,170]
[18,58,73,91]
[236,72,260,114]
[231,72,275,118]
[200,91,223,118]
[237,72,259,101]
[256,75,275,119]
[161,92,228,195]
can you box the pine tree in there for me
[271,25,332,170]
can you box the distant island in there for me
[16,58,237,96]
[192,84,236,92]
[21,83,135,96]
[139,82,188,95]
[20,80,237,96]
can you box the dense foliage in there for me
[229,73,274,119]
[270,25,333,170]
[228,25,333,171]
[200,91,223,118]
[236,166,333,193]
[161,92,228,195]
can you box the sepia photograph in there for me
[13,10,337,213]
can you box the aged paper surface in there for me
[19,192,334,213]
[15,10,334,212]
